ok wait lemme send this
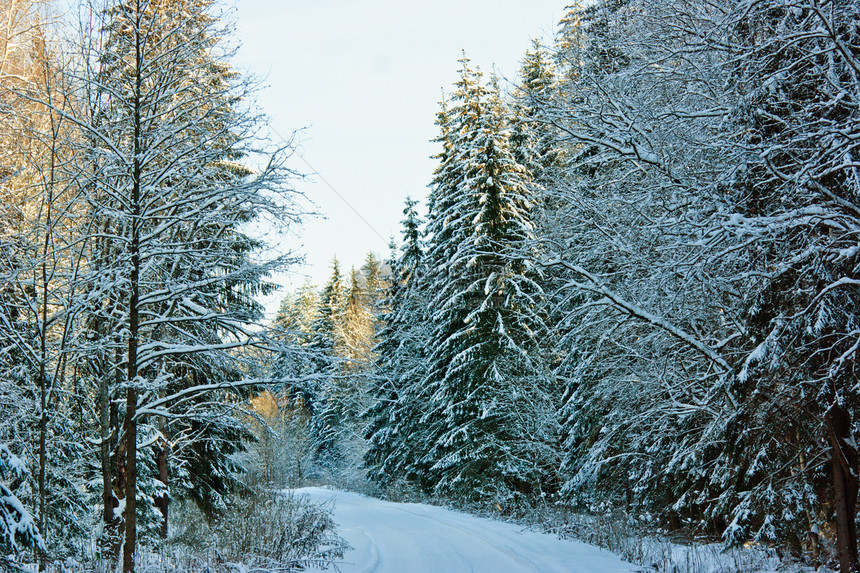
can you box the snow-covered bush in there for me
[517,502,810,573]
[169,489,349,572]
[0,444,45,559]
[219,489,349,569]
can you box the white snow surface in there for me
[295,487,636,573]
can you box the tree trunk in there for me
[123,6,143,569]
[828,404,859,572]
[99,367,121,559]
[123,182,141,573]
[123,265,139,571]
[38,368,46,572]
[123,386,137,573]
[156,430,169,539]
[36,36,57,572]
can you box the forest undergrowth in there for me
[494,501,832,573]
[5,491,349,573]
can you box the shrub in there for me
[167,489,350,572]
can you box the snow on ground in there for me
[295,487,637,573]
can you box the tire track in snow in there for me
[395,505,541,571]
[299,487,635,573]
[342,527,380,573]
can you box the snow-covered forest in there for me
[1,0,859,572]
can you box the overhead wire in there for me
[269,125,390,245]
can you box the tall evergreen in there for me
[415,59,554,504]
[361,252,384,311]
[310,257,347,361]
[306,258,348,469]
[342,266,373,366]
[272,282,320,395]
[365,198,429,487]
[511,40,565,193]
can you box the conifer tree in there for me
[511,40,564,193]
[361,251,384,312]
[272,282,320,401]
[416,59,554,504]
[364,198,429,487]
[275,283,321,340]
[343,266,373,366]
[307,258,348,470]
[309,257,347,361]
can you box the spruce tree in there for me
[272,282,320,403]
[511,40,565,194]
[307,258,347,470]
[416,59,553,504]
[365,198,429,488]
[342,266,373,366]
[361,251,384,311]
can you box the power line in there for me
[269,126,390,245]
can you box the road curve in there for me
[297,487,635,573]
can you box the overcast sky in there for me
[232,1,566,318]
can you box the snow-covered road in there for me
[298,487,636,573]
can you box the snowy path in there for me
[297,487,636,573]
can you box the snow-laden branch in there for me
[544,257,732,373]
[134,373,327,420]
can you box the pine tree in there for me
[364,198,430,488]
[271,282,320,434]
[310,258,347,361]
[343,266,373,366]
[511,40,565,194]
[306,258,348,471]
[361,251,385,312]
[416,59,554,504]
[275,283,321,340]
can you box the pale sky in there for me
[232,1,566,318]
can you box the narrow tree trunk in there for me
[123,386,137,573]
[37,368,46,571]
[156,429,169,539]
[828,404,859,572]
[123,170,141,573]
[99,367,121,559]
[123,259,139,571]
[123,5,144,570]
[35,33,57,571]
